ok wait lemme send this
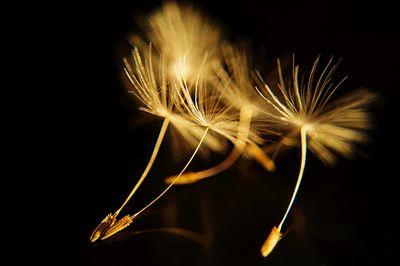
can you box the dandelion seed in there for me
[165,43,275,185]
[256,56,375,257]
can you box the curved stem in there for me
[165,106,254,184]
[114,118,170,217]
[199,105,254,176]
[278,126,308,231]
[245,142,276,172]
[189,147,241,180]
[133,127,209,218]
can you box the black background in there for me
[4,0,398,265]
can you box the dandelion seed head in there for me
[123,45,173,119]
[256,56,376,165]
[124,43,239,158]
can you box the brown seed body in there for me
[260,226,282,257]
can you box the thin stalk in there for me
[114,118,170,217]
[278,126,308,231]
[133,127,209,218]
[260,126,308,257]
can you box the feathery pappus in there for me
[129,1,224,84]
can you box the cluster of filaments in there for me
[90,1,375,258]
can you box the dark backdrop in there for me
[5,0,398,265]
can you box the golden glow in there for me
[130,1,223,83]
[90,2,376,260]
[172,57,190,82]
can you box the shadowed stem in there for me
[114,118,170,217]
[126,227,207,245]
